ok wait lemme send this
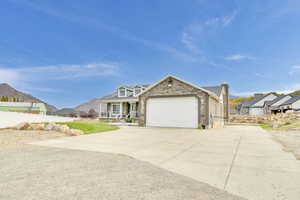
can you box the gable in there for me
[139,75,219,101]
[139,76,206,97]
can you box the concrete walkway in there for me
[33,126,300,200]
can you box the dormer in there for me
[118,86,133,97]
[133,85,146,96]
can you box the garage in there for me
[146,96,198,128]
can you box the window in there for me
[112,104,120,114]
[119,88,126,97]
[127,90,133,97]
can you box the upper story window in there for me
[127,90,133,97]
[118,88,126,97]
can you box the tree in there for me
[79,111,89,118]
[88,109,98,119]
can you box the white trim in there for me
[102,98,138,103]
[137,75,220,101]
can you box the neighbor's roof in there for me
[264,95,290,106]
[241,93,278,108]
[280,95,300,106]
[0,102,45,108]
[241,100,255,107]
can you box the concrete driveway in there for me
[33,126,300,200]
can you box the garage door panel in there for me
[146,97,198,128]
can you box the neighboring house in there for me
[279,96,300,113]
[263,95,293,114]
[238,93,278,116]
[99,75,229,129]
[55,108,79,117]
[0,102,47,115]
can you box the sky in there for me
[1,0,300,108]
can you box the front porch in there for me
[100,101,139,119]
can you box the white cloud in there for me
[289,65,300,75]
[225,54,256,61]
[10,0,195,63]
[16,62,120,80]
[205,10,238,27]
[0,68,21,85]
[0,62,119,93]
[181,10,238,57]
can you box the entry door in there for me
[146,96,198,128]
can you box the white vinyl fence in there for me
[0,111,75,129]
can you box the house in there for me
[0,102,47,115]
[99,84,150,119]
[238,93,278,115]
[99,75,229,129]
[279,96,300,113]
[263,95,293,114]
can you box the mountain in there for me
[0,83,57,113]
[75,98,102,113]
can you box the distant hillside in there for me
[229,96,254,109]
[75,98,102,112]
[290,90,300,97]
[0,83,57,112]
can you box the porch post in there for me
[99,103,101,118]
[120,102,123,118]
[129,103,133,118]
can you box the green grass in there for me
[57,121,119,134]
[259,123,273,130]
[260,120,300,131]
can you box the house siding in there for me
[292,100,300,110]
[208,96,224,128]
[138,77,210,128]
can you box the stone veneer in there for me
[138,77,210,127]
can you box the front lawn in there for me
[260,120,300,131]
[58,121,119,134]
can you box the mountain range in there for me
[0,83,57,113]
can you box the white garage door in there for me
[146,96,198,128]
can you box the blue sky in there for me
[1,0,300,108]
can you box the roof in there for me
[241,93,278,108]
[0,102,46,108]
[280,96,300,106]
[202,86,223,97]
[137,75,220,101]
[100,92,138,101]
[119,84,150,89]
[264,95,289,106]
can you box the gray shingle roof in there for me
[264,95,289,106]
[280,96,300,106]
[202,86,222,96]
[241,93,278,108]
